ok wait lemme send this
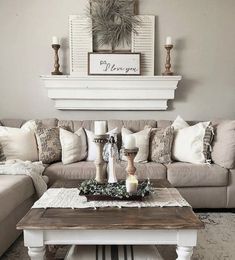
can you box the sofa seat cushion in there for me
[44,161,98,186]
[113,161,167,180]
[167,162,228,187]
[0,175,35,222]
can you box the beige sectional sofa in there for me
[0,118,234,256]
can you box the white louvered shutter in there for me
[132,15,155,76]
[69,15,93,76]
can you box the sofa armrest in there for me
[227,169,235,208]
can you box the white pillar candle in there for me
[52,36,60,45]
[94,121,106,135]
[126,175,138,194]
[124,135,136,149]
[166,36,172,45]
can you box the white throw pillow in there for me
[21,120,37,132]
[85,128,119,161]
[85,129,96,161]
[0,126,38,161]
[172,115,189,130]
[60,128,87,165]
[121,127,151,163]
[172,121,210,164]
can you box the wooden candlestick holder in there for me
[51,44,63,75]
[162,44,174,76]
[94,134,109,183]
[124,147,139,194]
[124,148,139,176]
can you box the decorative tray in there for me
[79,179,152,202]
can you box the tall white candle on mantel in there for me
[52,36,60,45]
[94,121,106,135]
[166,36,172,45]
[124,135,136,149]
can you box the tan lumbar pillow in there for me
[0,126,38,161]
[121,127,151,163]
[60,127,87,165]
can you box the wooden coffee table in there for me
[17,179,204,260]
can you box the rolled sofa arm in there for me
[227,169,235,208]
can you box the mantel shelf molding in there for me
[41,75,182,110]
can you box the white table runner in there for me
[32,188,190,209]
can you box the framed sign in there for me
[88,52,141,75]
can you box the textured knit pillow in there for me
[35,121,61,164]
[148,126,174,164]
[121,127,151,163]
[60,127,87,165]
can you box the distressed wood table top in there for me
[17,179,204,230]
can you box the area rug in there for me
[1,213,235,260]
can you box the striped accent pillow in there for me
[65,245,163,260]
[0,143,5,161]
[203,124,214,163]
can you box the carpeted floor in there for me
[1,213,235,260]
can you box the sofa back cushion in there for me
[0,119,26,128]
[212,120,235,169]
[58,120,95,132]
[108,120,157,132]
[0,118,58,128]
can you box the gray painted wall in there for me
[0,0,234,121]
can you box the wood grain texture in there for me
[17,180,204,231]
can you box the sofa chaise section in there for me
[0,175,35,257]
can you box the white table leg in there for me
[176,246,193,260]
[28,246,46,260]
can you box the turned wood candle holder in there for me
[124,147,139,194]
[162,44,174,76]
[51,44,63,75]
[124,148,139,176]
[94,134,109,183]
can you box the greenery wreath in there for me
[89,0,141,48]
[79,179,152,199]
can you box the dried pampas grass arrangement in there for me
[88,0,140,48]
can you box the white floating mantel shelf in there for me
[41,75,182,110]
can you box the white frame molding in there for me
[41,75,182,111]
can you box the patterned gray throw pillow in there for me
[148,126,174,164]
[203,125,214,163]
[0,143,6,161]
[35,121,61,164]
